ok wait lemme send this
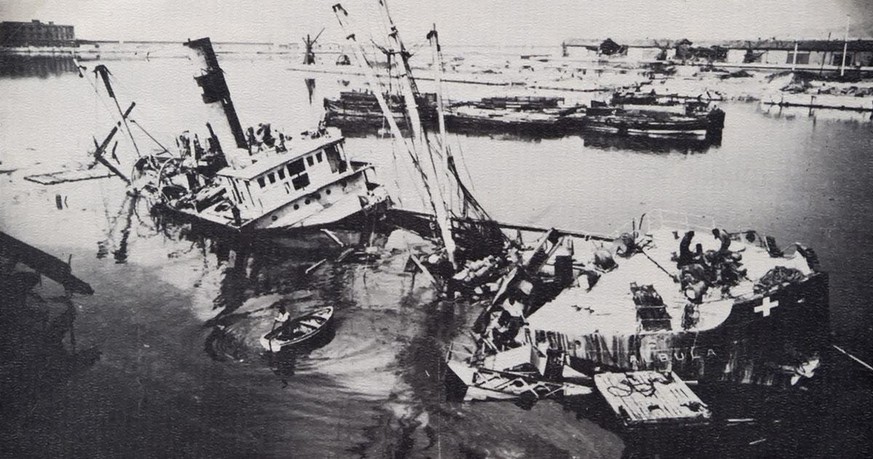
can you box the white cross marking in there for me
[754,296,779,317]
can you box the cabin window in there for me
[287,159,305,176]
[268,173,276,184]
[305,198,311,205]
[278,169,286,180]
[786,52,810,65]
[307,156,314,167]
[292,173,310,190]
[325,188,331,195]
[294,204,299,210]
[832,53,853,66]
[316,152,323,163]
[313,193,321,200]
[257,177,266,188]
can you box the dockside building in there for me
[0,20,76,47]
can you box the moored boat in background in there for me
[582,100,725,139]
[445,95,584,137]
[323,89,438,133]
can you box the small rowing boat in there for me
[260,306,334,352]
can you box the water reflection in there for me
[96,192,141,263]
[0,254,101,426]
[0,55,78,78]
[304,78,316,105]
[580,131,720,154]
[446,124,570,142]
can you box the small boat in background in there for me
[445,96,584,137]
[260,306,335,352]
[582,101,725,139]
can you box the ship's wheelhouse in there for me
[217,139,352,214]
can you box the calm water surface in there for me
[1,57,872,457]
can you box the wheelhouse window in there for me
[278,169,286,180]
[268,172,276,184]
[786,52,810,65]
[287,159,305,176]
[316,152,323,163]
[257,177,266,188]
[292,173,310,190]
[307,156,315,167]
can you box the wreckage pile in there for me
[445,211,828,429]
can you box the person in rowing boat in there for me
[274,305,290,325]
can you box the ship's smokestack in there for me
[183,37,248,150]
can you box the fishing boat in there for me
[260,306,334,352]
[82,37,390,245]
[323,89,438,134]
[582,101,725,139]
[445,96,583,137]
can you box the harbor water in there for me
[2,57,872,457]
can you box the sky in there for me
[2,0,871,47]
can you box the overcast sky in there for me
[2,0,871,47]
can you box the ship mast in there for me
[331,4,440,217]
[334,2,459,267]
[374,0,457,267]
[427,25,454,211]
[427,26,448,150]
[424,24,499,229]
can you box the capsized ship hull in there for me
[445,212,829,406]
[528,272,829,386]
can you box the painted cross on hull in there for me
[754,296,779,317]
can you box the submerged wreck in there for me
[445,212,828,428]
[78,38,389,246]
[336,4,827,422]
[152,38,390,240]
[338,0,828,440]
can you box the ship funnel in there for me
[183,37,248,151]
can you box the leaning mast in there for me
[373,0,457,267]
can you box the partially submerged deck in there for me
[594,371,711,428]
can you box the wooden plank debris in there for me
[407,253,440,288]
[24,167,114,185]
[594,371,711,428]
